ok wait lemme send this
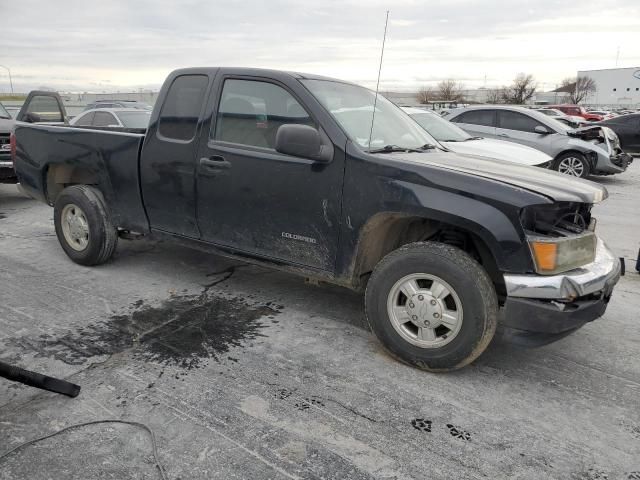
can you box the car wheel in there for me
[365,242,498,372]
[54,185,118,266]
[554,152,591,178]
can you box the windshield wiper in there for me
[369,144,424,153]
[464,136,483,141]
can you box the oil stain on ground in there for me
[6,293,280,370]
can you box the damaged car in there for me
[11,69,622,372]
[447,105,632,178]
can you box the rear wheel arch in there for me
[45,164,100,204]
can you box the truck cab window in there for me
[158,74,208,141]
[25,95,64,122]
[214,79,314,149]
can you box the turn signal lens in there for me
[527,233,597,275]
[530,242,558,272]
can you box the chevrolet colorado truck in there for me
[11,68,622,371]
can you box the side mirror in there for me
[535,125,550,134]
[275,124,331,162]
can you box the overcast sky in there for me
[1,0,639,93]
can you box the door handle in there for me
[200,156,231,169]
[497,133,509,138]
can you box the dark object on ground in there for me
[0,360,81,397]
[636,249,640,273]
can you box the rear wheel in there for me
[365,242,498,372]
[54,185,118,265]
[554,152,590,178]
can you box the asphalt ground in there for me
[0,162,639,479]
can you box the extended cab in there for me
[12,68,622,371]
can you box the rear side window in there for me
[451,110,494,127]
[73,111,95,126]
[93,111,117,127]
[497,110,544,133]
[158,74,208,141]
[213,79,313,149]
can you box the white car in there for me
[402,107,552,167]
[70,108,151,129]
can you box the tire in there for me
[53,185,118,266]
[365,242,498,372]
[554,152,591,178]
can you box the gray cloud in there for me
[1,0,639,92]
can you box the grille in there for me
[0,133,10,159]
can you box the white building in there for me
[579,67,640,107]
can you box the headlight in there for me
[528,232,596,275]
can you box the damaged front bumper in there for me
[501,238,621,346]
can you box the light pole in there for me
[0,65,14,94]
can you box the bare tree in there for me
[416,86,434,104]
[485,88,504,104]
[561,76,597,104]
[437,79,464,102]
[501,73,537,104]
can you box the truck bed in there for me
[14,124,149,232]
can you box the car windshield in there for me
[0,102,10,119]
[409,112,471,142]
[116,111,151,128]
[301,79,439,151]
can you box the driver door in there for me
[195,76,344,271]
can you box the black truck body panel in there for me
[15,125,148,232]
[12,67,609,289]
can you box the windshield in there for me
[301,79,438,151]
[117,111,151,128]
[409,112,471,142]
[0,102,10,119]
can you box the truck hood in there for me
[0,117,14,133]
[387,150,608,204]
[441,138,551,166]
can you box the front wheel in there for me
[54,185,118,266]
[365,242,498,372]
[554,152,591,178]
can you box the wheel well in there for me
[45,165,99,204]
[352,213,504,295]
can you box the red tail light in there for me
[9,131,16,166]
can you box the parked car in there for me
[402,107,552,167]
[535,108,589,128]
[12,68,621,371]
[587,110,615,120]
[548,104,603,122]
[83,99,152,111]
[447,105,632,177]
[70,108,151,129]
[596,113,640,155]
[0,102,15,183]
[4,106,21,118]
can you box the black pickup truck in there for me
[12,68,622,371]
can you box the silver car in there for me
[447,105,631,177]
[70,108,151,129]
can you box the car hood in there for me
[386,150,608,204]
[0,117,14,133]
[441,138,551,166]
